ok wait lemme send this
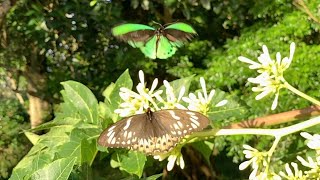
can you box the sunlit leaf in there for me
[10,152,54,179]
[61,81,99,125]
[110,151,147,177]
[30,157,76,180]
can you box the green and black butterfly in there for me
[111,22,197,59]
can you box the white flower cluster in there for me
[239,145,269,179]
[296,132,320,179]
[277,132,320,179]
[114,70,228,171]
[115,70,227,117]
[238,42,296,110]
[240,132,320,179]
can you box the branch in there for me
[6,71,25,105]
[224,105,320,129]
[0,0,16,26]
[0,0,11,20]
[293,0,320,25]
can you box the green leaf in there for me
[102,69,133,124]
[10,168,28,180]
[89,0,97,6]
[30,157,76,180]
[81,138,97,165]
[10,152,54,179]
[99,102,116,129]
[111,151,147,177]
[25,143,47,158]
[57,129,97,165]
[207,90,247,126]
[146,173,163,180]
[61,81,99,125]
[107,69,133,106]
[102,82,116,100]
[200,0,211,10]
[30,116,81,132]
[24,131,40,145]
[37,126,73,150]
[169,75,194,96]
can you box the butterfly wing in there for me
[145,109,210,154]
[163,22,197,46]
[138,34,178,59]
[138,36,157,59]
[98,113,150,151]
[152,22,197,59]
[155,35,178,59]
[111,23,155,47]
[153,109,209,137]
[98,109,210,155]
[98,112,173,155]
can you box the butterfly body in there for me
[111,22,197,59]
[98,109,209,155]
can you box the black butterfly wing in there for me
[111,23,156,45]
[116,30,155,43]
[163,23,197,45]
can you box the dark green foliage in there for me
[0,99,31,179]
[1,0,320,179]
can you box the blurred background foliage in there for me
[0,0,319,179]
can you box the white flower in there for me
[239,145,268,180]
[297,155,320,178]
[182,77,227,115]
[279,162,306,180]
[300,132,320,151]
[248,72,284,110]
[155,80,187,110]
[154,148,184,171]
[115,70,162,117]
[238,42,296,110]
[297,155,320,169]
[239,42,295,74]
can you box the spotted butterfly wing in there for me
[111,22,197,59]
[98,109,209,155]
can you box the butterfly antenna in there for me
[163,20,179,27]
[152,21,163,28]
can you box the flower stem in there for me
[284,81,320,106]
[184,116,320,142]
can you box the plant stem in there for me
[284,81,320,106]
[186,116,320,142]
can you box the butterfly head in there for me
[146,107,153,121]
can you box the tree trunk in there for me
[1,1,50,128]
[27,94,47,128]
[25,44,50,128]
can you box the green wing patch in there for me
[156,36,177,59]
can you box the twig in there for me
[224,105,320,129]
[293,0,320,24]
